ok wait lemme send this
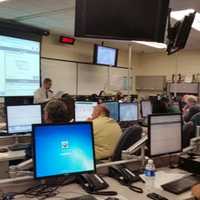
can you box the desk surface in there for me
[10,168,192,200]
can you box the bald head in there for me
[91,104,110,119]
[187,95,197,106]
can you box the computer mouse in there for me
[105,198,120,200]
[0,148,8,153]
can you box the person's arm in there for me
[34,89,47,104]
[34,90,41,104]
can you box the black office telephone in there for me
[77,173,108,192]
[77,173,117,195]
[109,165,143,193]
[109,165,141,184]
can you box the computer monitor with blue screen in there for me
[75,101,97,121]
[104,102,119,121]
[33,122,96,179]
[119,103,138,122]
[6,105,42,134]
[141,100,152,118]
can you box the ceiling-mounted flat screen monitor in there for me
[75,0,169,42]
[0,35,40,96]
[93,45,118,66]
[167,11,196,55]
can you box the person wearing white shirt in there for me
[34,78,54,104]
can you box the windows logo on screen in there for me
[61,140,70,154]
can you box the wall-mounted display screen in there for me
[0,35,40,96]
[93,45,118,66]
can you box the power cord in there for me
[2,175,76,200]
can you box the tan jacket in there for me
[92,116,122,160]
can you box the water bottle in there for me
[144,159,156,177]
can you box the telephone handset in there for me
[77,173,117,196]
[109,165,140,184]
[109,165,143,193]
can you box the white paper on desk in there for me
[0,153,8,157]
[140,171,188,189]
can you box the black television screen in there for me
[167,12,196,55]
[75,0,169,42]
[93,45,118,66]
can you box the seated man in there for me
[89,105,122,160]
[26,99,71,159]
[182,112,200,148]
[61,93,75,122]
[183,95,199,122]
[44,99,71,123]
[159,97,180,113]
[184,105,200,123]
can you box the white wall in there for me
[41,35,138,94]
[134,50,200,97]
[136,50,200,80]
[42,35,131,68]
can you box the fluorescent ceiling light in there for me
[0,0,8,2]
[132,41,167,49]
[171,9,200,32]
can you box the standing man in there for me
[34,78,54,104]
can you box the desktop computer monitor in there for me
[33,122,96,179]
[141,100,152,118]
[6,104,42,134]
[148,113,183,156]
[75,101,97,121]
[119,103,138,122]
[104,101,119,121]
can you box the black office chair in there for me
[182,122,195,148]
[111,125,143,161]
[182,112,200,148]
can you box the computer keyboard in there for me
[66,195,97,200]
[8,143,30,151]
[161,175,200,194]
[0,130,8,136]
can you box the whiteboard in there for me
[41,59,77,95]
[77,64,109,95]
[41,58,130,95]
[109,67,132,93]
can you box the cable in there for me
[5,176,74,200]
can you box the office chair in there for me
[111,125,143,161]
[191,112,200,127]
[182,122,195,148]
